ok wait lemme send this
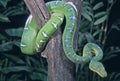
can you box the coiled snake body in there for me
[21,1,107,78]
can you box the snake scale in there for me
[20,1,107,78]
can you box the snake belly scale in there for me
[20,1,107,78]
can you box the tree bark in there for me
[43,0,82,81]
[23,0,82,81]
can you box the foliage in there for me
[0,0,120,81]
[0,0,47,81]
[76,0,120,81]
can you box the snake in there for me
[20,1,107,78]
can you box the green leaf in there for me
[10,9,27,16]
[0,33,7,40]
[13,40,21,47]
[5,27,23,37]
[83,1,89,6]
[0,41,13,52]
[108,0,113,4]
[114,73,120,80]
[84,33,95,43]
[8,74,21,81]
[29,57,42,67]
[0,13,10,22]
[3,6,28,16]
[111,25,120,31]
[94,15,107,25]
[34,67,47,74]
[81,10,92,22]
[90,0,95,4]
[0,66,33,74]
[75,63,80,73]
[108,48,120,54]
[0,0,10,7]
[3,53,25,64]
[93,2,104,10]
[80,19,91,32]
[29,72,47,81]
[103,54,117,61]
[6,8,26,16]
[83,7,93,17]
[83,6,92,11]
[93,29,104,37]
[78,32,85,46]
[103,48,120,61]
[94,11,107,18]
[109,72,117,81]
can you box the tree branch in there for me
[42,0,82,81]
[23,0,82,81]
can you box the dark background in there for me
[104,0,120,73]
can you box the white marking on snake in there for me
[57,16,63,22]
[68,8,73,12]
[64,39,68,42]
[51,22,57,29]
[20,43,26,47]
[69,30,73,32]
[36,43,40,48]
[55,1,59,4]
[25,15,33,27]
[63,3,68,7]
[24,27,28,30]
[35,47,39,52]
[67,52,71,55]
[71,23,75,26]
[69,16,76,20]
[42,32,49,38]
[66,28,73,32]
[68,2,78,13]
[40,40,46,43]
[76,58,79,62]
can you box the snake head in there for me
[89,60,107,78]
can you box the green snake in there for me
[20,1,107,78]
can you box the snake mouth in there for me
[89,61,107,78]
[99,72,107,78]
[90,66,107,78]
[96,69,107,78]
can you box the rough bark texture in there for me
[23,0,82,81]
[43,30,76,81]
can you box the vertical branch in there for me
[42,0,82,81]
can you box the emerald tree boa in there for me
[20,1,107,78]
